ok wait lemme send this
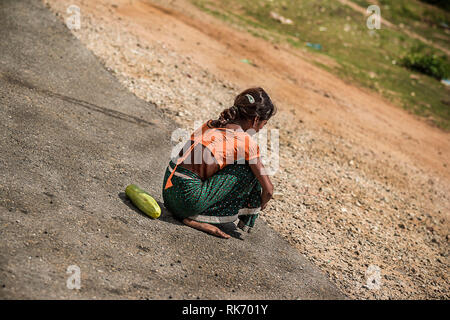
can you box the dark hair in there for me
[209,87,276,128]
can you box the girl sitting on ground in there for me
[162,87,276,239]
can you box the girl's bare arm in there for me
[249,157,273,209]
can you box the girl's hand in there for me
[261,190,273,210]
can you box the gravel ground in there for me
[44,0,449,299]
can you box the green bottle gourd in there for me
[125,184,161,219]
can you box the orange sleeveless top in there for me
[164,120,260,189]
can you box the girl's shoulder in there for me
[190,121,258,143]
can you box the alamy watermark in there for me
[366,5,381,30]
[365,264,382,290]
[66,5,81,30]
[66,265,81,290]
[170,120,279,176]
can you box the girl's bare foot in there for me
[182,218,231,239]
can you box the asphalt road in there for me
[0,0,345,299]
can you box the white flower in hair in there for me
[245,94,255,104]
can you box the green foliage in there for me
[401,46,450,79]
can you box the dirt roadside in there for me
[41,0,450,299]
[0,0,345,300]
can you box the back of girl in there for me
[162,87,276,239]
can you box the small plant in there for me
[400,45,450,80]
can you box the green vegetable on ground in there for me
[125,184,161,219]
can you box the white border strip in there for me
[191,207,261,224]
[238,207,261,215]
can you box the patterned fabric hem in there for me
[237,207,261,215]
[189,214,238,224]
[190,207,260,226]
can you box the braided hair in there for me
[209,87,276,128]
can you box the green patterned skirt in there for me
[162,160,261,232]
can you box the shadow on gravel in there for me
[118,192,244,240]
